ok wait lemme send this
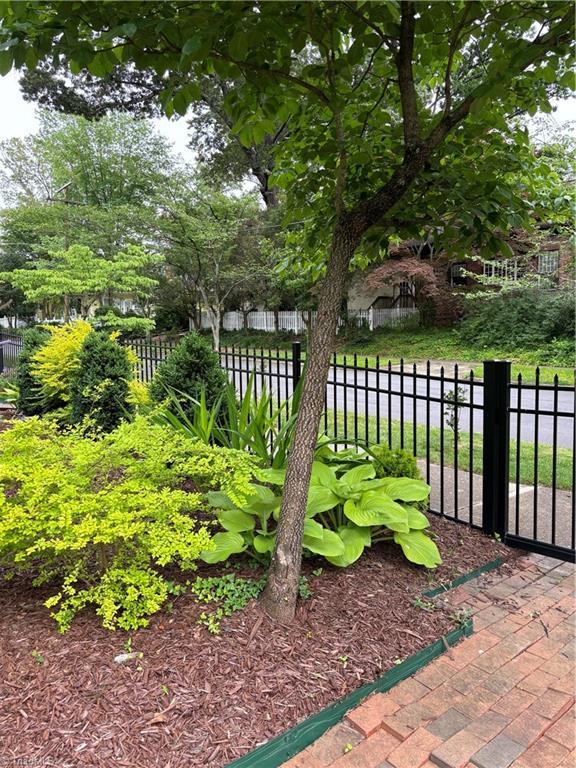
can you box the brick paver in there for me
[283,554,575,768]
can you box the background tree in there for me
[154,177,275,349]
[19,64,286,208]
[1,244,159,321]
[2,1,572,622]
[0,112,172,321]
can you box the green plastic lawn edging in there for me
[225,556,506,767]
[422,556,504,599]
[225,620,473,768]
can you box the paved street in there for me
[228,356,575,449]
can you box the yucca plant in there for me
[154,372,302,468]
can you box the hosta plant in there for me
[205,457,441,569]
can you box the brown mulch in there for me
[0,519,516,768]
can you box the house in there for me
[348,228,574,326]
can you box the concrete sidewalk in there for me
[421,461,575,551]
[284,555,575,768]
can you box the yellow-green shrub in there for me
[0,415,257,631]
[30,320,93,409]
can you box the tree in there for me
[1,244,159,321]
[154,177,274,349]
[0,112,171,321]
[2,1,572,622]
[19,64,286,208]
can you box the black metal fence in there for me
[1,331,574,563]
[0,331,23,374]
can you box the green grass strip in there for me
[328,411,573,491]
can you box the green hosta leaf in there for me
[257,467,286,485]
[325,525,370,567]
[340,463,376,486]
[342,497,393,528]
[253,533,276,554]
[310,461,338,490]
[306,485,340,516]
[303,518,325,540]
[380,477,431,502]
[393,531,442,568]
[344,492,409,531]
[245,484,281,516]
[405,507,431,530]
[206,491,237,510]
[217,508,255,533]
[201,532,246,563]
[303,529,345,557]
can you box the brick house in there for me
[348,227,574,326]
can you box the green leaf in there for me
[257,467,286,485]
[246,484,281,515]
[380,477,431,502]
[306,485,340,516]
[325,525,370,567]
[205,491,237,510]
[303,529,345,557]
[303,517,325,539]
[200,532,246,563]
[340,463,376,486]
[253,533,276,553]
[343,493,409,531]
[217,508,255,533]
[405,507,431,530]
[229,30,248,59]
[393,531,442,568]
[310,461,338,490]
[182,36,201,55]
[0,50,13,76]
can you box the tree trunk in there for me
[211,307,221,351]
[261,218,361,622]
[63,295,70,323]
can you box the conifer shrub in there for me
[15,327,50,415]
[30,320,93,412]
[150,331,228,415]
[69,331,134,432]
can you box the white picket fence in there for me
[200,307,418,333]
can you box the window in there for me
[448,262,468,286]
[483,259,519,280]
[538,251,559,275]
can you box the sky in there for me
[0,70,195,159]
[0,68,574,152]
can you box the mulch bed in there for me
[0,518,516,768]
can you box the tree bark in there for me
[261,217,361,621]
[210,307,221,351]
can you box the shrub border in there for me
[226,556,505,768]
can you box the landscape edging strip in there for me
[225,557,505,767]
[225,621,472,768]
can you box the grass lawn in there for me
[326,410,573,491]
[220,327,575,385]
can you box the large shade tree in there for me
[2,1,572,621]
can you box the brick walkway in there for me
[283,554,575,768]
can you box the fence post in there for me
[292,341,302,389]
[482,360,511,538]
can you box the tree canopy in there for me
[1,0,573,620]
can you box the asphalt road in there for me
[227,357,575,449]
